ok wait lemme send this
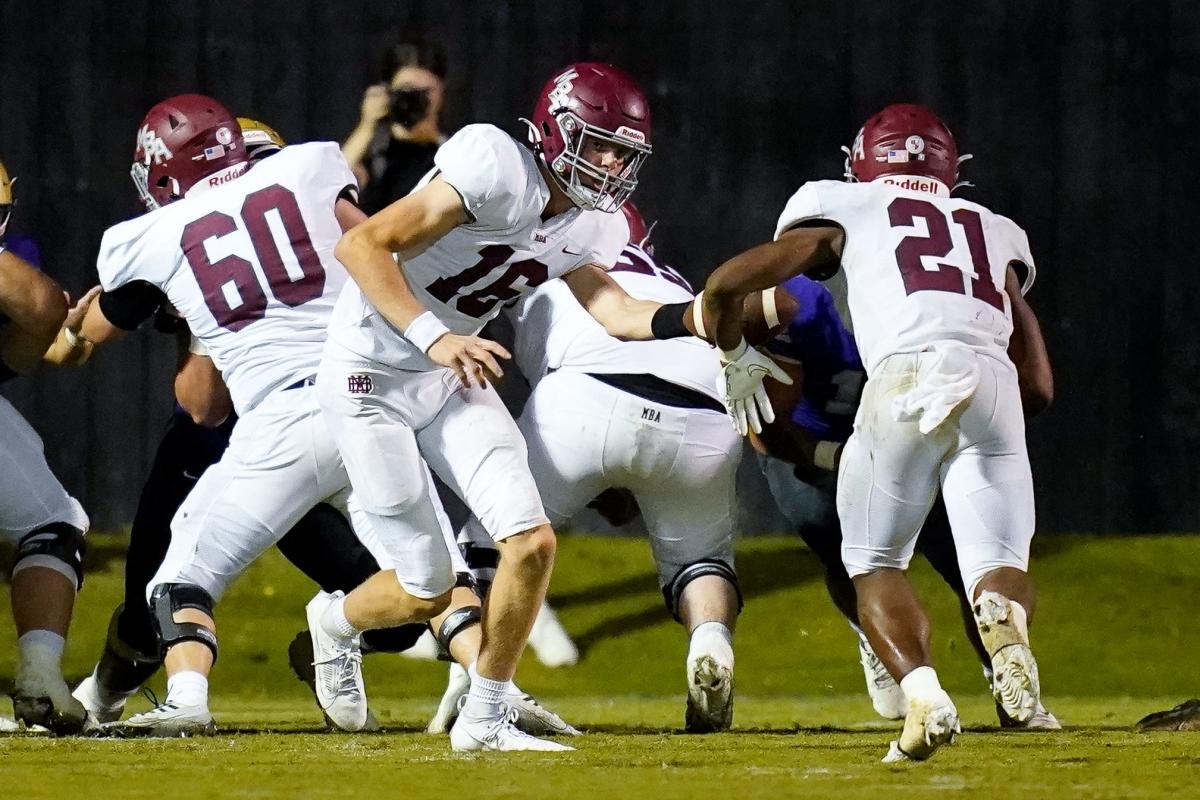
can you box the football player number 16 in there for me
[888,197,1005,311]
[181,184,327,331]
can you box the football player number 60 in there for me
[181,184,326,331]
[888,197,1005,311]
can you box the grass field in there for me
[2,533,1198,798]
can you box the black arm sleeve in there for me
[98,281,168,332]
[337,184,361,208]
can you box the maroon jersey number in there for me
[888,197,1004,311]
[181,184,326,331]
[426,244,550,318]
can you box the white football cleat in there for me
[508,689,581,737]
[685,654,733,733]
[305,591,369,732]
[449,705,575,752]
[882,693,960,762]
[109,702,215,737]
[998,701,1062,730]
[13,669,93,735]
[973,591,1041,724]
[427,662,472,734]
[72,673,134,724]
[527,602,580,668]
[287,631,379,731]
[858,636,907,720]
[428,663,579,737]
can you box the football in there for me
[683,286,798,346]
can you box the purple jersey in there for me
[765,275,864,442]
[3,234,42,267]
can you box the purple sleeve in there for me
[3,234,42,268]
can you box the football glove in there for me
[717,338,792,436]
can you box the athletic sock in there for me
[320,593,360,640]
[899,666,946,704]
[463,661,509,719]
[688,621,734,669]
[17,630,66,680]
[165,671,209,709]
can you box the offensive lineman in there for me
[318,62,709,751]
[703,104,1051,761]
[501,201,743,731]
[68,95,447,736]
[0,157,93,733]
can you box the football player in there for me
[702,104,1053,762]
[750,272,1058,729]
[63,116,572,738]
[319,62,701,751]
[58,94,450,737]
[0,157,93,734]
[496,201,742,731]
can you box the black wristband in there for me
[650,301,692,340]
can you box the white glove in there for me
[717,338,792,436]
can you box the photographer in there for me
[342,40,450,214]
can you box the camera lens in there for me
[389,88,430,128]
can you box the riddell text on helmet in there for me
[880,175,944,193]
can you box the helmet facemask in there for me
[547,112,650,213]
[130,161,164,211]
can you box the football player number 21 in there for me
[888,197,1004,311]
[181,184,326,331]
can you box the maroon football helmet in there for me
[844,104,968,193]
[131,94,247,211]
[526,62,652,213]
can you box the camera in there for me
[388,87,430,128]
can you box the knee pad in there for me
[662,559,743,622]
[432,605,482,662]
[150,583,219,662]
[13,522,87,589]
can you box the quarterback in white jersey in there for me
[69,94,430,737]
[503,201,742,732]
[702,104,1054,762]
[321,62,701,751]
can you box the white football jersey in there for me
[509,243,722,402]
[327,124,628,370]
[776,179,1036,375]
[97,142,356,414]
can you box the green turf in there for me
[2,534,1199,798]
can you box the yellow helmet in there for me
[236,117,285,161]
[0,159,14,238]
[0,158,13,206]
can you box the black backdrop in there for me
[1,0,1196,533]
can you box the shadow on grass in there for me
[561,543,829,657]
[557,530,1084,657]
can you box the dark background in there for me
[0,0,1195,533]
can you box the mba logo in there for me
[547,68,578,113]
[641,407,661,423]
[137,125,173,165]
[347,374,373,395]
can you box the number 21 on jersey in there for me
[888,197,1005,311]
